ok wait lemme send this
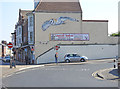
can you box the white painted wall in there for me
[37,45,118,64]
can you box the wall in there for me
[37,45,118,64]
[82,21,118,44]
[35,12,82,58]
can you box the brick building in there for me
[13,9,33,63]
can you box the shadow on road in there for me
[109,69,118,76]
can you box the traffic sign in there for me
[7,42,13,49]
[55,45,60,50]
[56,46,58,50]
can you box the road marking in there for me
[15,71,25,75]
[5,74,13,78]
[19,65,44,71]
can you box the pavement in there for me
[2,65,44,78]
[1,60,44,78]
[92,67,119,80]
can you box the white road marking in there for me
[19,65,44,71]
[6,74,13,78]
[15,71,25,75]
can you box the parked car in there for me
[2,56,11,62]
[64,53,88,63]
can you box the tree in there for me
[110,32,120,37]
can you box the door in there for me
[69,54,74,62]
[73,54,80,61]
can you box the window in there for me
[24,37,26,43]
[19,38,21,44]
[30,32,33,42]
[16,30,17,36]
[76,54,80,57]
[19,27,21,35]
[67,54,70,57]
[17,29,19,35]
[70,54,74,57]
[29,17,33,26]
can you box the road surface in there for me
[2,59,118,87]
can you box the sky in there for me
[0,0,119,43]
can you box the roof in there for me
[35,1,82,13]
[16,9,32,26]
[20,10,32,19]
[82,20,108,22]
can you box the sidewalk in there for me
[94,68,119,80]
[1,64,44,78]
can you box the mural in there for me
[42,17,79,31]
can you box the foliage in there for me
[110,32,120,37]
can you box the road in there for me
[2,59,118,87]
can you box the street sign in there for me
[7,42,13,49]
[55,45,60,50]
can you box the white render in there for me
[37,45,118,64]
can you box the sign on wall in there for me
[50,33,89,41]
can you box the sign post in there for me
[7,42,13,49]
[30,46,35,64]
[55,45,60,64]
[7,42,13,57]
[7,42,13,68]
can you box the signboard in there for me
[50,33,89,41]
[7,42,13,48]
[54,45,60,50]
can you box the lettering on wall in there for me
[42,17,79,31]
[50,33,89,41]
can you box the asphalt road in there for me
[2,59,118,87]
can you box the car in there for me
[64,53,88,63]
[2,56,11,62]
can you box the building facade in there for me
[12,0,118,64]
[32,0,118,64]
[14,9,34,63]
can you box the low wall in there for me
[37,44,118,64]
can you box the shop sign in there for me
[50,33,89,41]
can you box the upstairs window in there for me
[29,17,33,26]
[19,27,21,35]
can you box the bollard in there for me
[10,60,12,68]
[114,59,116,68]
